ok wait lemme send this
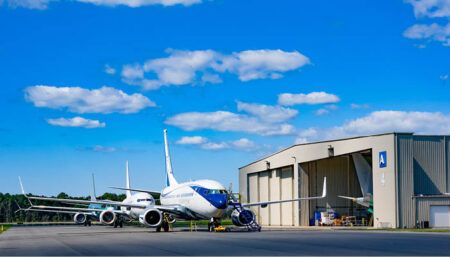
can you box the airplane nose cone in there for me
[207,194,228,210]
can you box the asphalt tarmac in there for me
[1,225,450,256]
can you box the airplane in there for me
[109,129,327,232]
[338,153,373,214]
[17,174,110,226]
[20,162,157,228]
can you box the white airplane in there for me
[110,129,327,231]
[22,162,157,228]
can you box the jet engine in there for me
[231,208,256,226]
[100,210,116,225]
[73,213,87,224]
[139,208,163,228]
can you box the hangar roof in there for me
[239,132,414,169]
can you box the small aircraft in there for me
[20,162,156,228]
[110,129,327,231]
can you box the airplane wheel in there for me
[88,221,92,227]
[156,226,162,232]
[114,221,118,228]
[163,221,169,232]
[119,221,123,228]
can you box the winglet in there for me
[18,176,26,195]
[322,177,327,198]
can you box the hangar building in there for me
[239,133,450,228]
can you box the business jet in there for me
[110,129,327,232]
[21,162,157,228]
[17,174,112,226]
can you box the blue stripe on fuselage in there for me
[191,186,227,209]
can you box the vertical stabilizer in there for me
[125,161,132,198]
[91,173,97,201]
[351,153,373,196]
[164,129,178,187]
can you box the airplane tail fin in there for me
[125,161,132,198]
[18,177,33,206]
[18,176,26,195]
[163,129,178,187]
[91,173,97,201]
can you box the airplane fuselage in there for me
[160,179,228,220]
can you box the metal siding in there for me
[397,135,415,228]
[280,166,294,226]
[416,197,450,224]
[299,163,310,226]
[447,137,450,193]
[413,136,446,195]
[269,169,281,226]
[248,173,259,223]
[258,171,270,226]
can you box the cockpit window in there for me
[208,189,227,194]
[137,199,153,202]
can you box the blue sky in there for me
[1,0,449,196]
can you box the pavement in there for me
[1,225,450,256]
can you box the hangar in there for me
[239,133,450,228]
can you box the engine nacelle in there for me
[231,208,256,226]
[73,213,87,224]
[139,208,163,228]
[100,210,116,225]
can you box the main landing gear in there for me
[156,213,171,232]
[208,218,224,232]
[83,219,92,227]
[114,217,123,228]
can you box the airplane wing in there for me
[109,187,160,196]
[241,177,327,208]
[26,196,147,209]
[18,176,148,210]
[18,208,94,215]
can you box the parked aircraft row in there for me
[18,129,327,232]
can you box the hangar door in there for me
[430,206,450,228]
[247,166,294,226]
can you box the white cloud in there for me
[25,85,155,114]
[176,135,257,151]
[121,49,310,90]
[47,117,105,128]
[92,145,116,152]
[231,138,256,150]
[77,0,201,7]
[351,103,370,109]
[440,74,449,81]
[216,49,310,81]
[406,0,450,18]
[176,136,208,145]
[2,0,201,8]
[278,92,340,106]
[236,101,298,123]
[104,65,116,75]
[295,110,450,143]
[165,111,295,136]
[315,108,329,116]
[403,23,450,46]
[201,142,229,150]
[3,0,50,9]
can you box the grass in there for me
[0,225,10,234]
[380,228,450,233]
